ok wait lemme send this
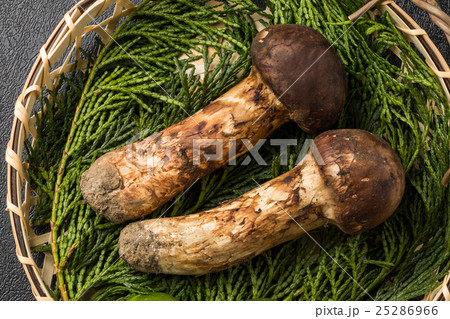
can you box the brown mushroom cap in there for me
[313,129,405,234]
[251,24,347,133]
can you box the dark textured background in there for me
[0,0,449,301]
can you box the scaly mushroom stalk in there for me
[80,25,347,223]
[119,129,405,275]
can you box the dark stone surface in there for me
[398,0,450,62]
[0,0,448,301]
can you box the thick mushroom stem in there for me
[119,151,330,275]
[119,129,405,275]
[81,24,347,223]
[81,69,288,223]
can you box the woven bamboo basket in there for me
[5,0,450,301]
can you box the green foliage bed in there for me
[27,0,450,300]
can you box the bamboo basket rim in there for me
[4,0,450,301]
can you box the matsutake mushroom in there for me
[119,129,405,275]
[80,24,347,223]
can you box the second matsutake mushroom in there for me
[119,129,405,275]
[80,24,347,223]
